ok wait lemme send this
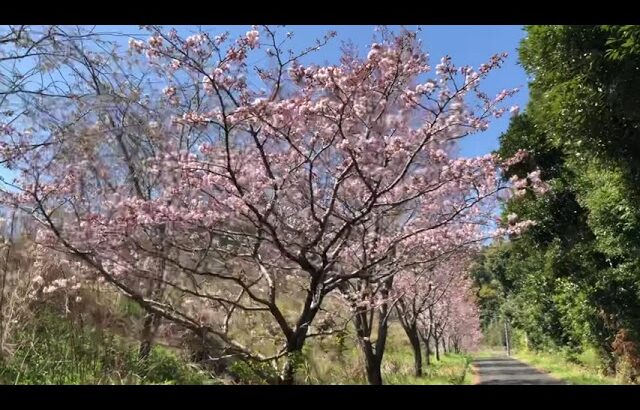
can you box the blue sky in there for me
[108,25,529,157]
[416,25,528,156]
[1,26,529,182]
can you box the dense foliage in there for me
[474,25,640,382]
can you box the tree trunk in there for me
[397,310,422,377]
[419,328,432,366]
[138,312,161,361]
[278,322,315,384]
[366,360,383,385]
[138,243,168,361]
[352,303,389,384]
[360,338,383,385]
[424,337,431,366]
[435,336,441,361]
[277,340,307,385]
[279,353,297,385]
[353,309,384,385]
[276,290,323,385]
[504,320,511,356]
[409,329,423,377]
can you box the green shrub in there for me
[141,346,213,384]
[228,359,280,384]
[0,308,214,385]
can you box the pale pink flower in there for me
[128,39,145,53]
[245,30,260,49]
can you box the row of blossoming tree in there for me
[0,25,545,384]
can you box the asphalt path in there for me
[472,356,567,385]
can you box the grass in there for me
[299,322,474,385]
[1,295,474,385]
[0,304,474,385]
[384,353,473,385]
[512,349,621,385]
[0,307,215,385]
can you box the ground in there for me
[472,354,566,385]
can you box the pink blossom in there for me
[148,35,163,48]
[128,38,145,53]
[245,30,260,49]
[0,26,532,370]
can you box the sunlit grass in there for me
[384,351,473,385]
[513,349,621,385]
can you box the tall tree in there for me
[482,25,640,379]
[1,25,536,384]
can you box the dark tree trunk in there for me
[396,304,422,377]
[275,274,328,385]
[138,312,161,361]
[352,278,392,385]
[279,354,297,385]
[408,328,423,377]
[278,336,309,385]
[419,327,432,366]
[277,296,321,385]
[354,310,384,385]
[424,337,431,366]
[435,336,441,361]
[360,338,383,385]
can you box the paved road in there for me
[472,356,567,385]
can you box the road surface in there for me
[472,356,567,385]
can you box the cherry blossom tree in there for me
[0,24,218,360]
[0,25,543,384]
[444,281,483,354]
[392,242,479,376]
[337,194,502,384]
[418,271,482,360]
